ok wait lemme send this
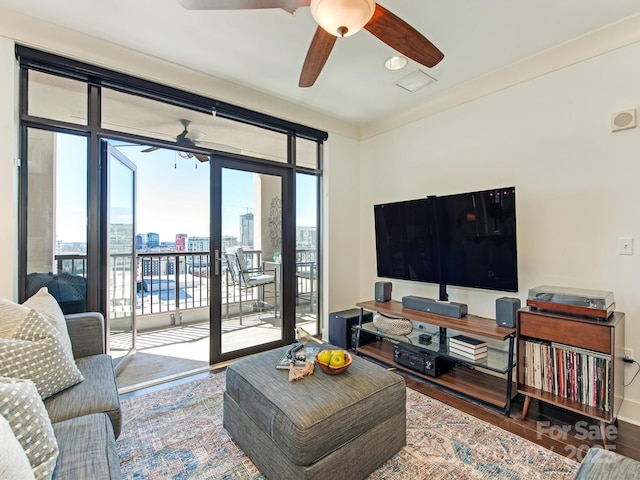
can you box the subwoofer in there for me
[329,309,373,350]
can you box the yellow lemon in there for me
[317,349,333,364]
[329,353,346,367]
[330,349,345,359]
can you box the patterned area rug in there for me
[117,373,579,479]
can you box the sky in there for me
[55,134,317,243]
[55,134,88,243]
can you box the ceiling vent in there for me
[394,70,437,93]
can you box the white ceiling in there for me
[1,0,640,128]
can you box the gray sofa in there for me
[575,447,640,479]
[46,312,122,480]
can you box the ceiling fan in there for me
[142,119,210,162]
[177,0,444,87]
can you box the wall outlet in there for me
[624,348,634,361]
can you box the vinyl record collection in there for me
[522,339,611,412]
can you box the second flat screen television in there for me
[374,187,518,294]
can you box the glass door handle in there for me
[214,249,222,276]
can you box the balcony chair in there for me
[25,272,87,314]
[296,261,316,312]
[225,248,278,325]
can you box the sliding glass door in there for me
[104,143,137,371]
[210,156,293,363]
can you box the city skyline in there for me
[133,224,318,251]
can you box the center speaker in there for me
[401,295,467,318]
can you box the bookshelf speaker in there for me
[375,282,392,302]
[496,297,520,328]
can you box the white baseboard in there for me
[617,398,640,426]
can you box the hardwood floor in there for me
[120,365,640,466]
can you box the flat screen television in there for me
[374,187,518,299]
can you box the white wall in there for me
[0,36,18,301]
[322,134,361,331]
[359,41,640,422]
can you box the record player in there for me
[526,285,615,319]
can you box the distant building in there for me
[175,234,187,252]
[110,224,134,254]
[146,232,160,248]
[57,242,87,255]
[222,235,238,253]
[296,226,317,247]
[141,257,184,277]
[187,236,210,253]
[240,212,254,248]
[136,234,144,250]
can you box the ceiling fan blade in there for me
[299,26,337,88]
[195,154,210,162]
[178,0,310,9]
[142,146,159,153]
[364,3,444,68]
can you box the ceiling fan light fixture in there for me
[310,0,376,37]
[384,55,408,71]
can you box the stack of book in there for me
[448,335,488,361]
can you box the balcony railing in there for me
[54,249,317,320]
[56,254,87,277]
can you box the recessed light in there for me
[384,56,408,71]
[394,70,437,92]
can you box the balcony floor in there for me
[114,310,318,392]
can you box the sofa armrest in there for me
[576,447,640,479]
[64,312,106,358]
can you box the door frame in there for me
[210,154,295,364]
[102,141,138,372]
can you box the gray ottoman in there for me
[223,345,406,480]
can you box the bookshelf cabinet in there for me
[355,300,517,415]
[516,307,625,444]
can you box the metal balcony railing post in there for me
[174,254,180,314]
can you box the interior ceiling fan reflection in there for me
[178,0,444,87]
[142,119,211,162]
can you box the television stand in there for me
[354,300,517,416]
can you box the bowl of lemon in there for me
[315,348,352,375]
